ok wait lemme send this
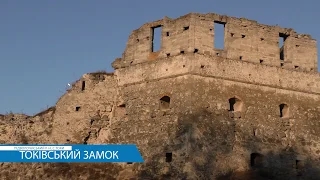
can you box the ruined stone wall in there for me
[0,72,128,180]
[109,12,320,179]
[0,12,320,180]
[113,57,320,179]
[0,72,118,146]
[115,13,318,72]
[0,111,54,145]
[112,54,320,179]
[50,72,118,145]
[115,53,320,95]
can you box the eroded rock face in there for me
[1,12,320,179]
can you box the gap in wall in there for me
[152,26,162,52]
[214,22,225,49]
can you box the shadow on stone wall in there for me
[1,108,319,180]
[0,162,121,180]
[136,108,320,180]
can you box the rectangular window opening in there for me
[81,81,85,91]
[152,25,162,52]
[279,33,288,60]
[214,21,225,50]
[166,152,172,162]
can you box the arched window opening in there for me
[229,97,243,112]
[279,103,289,118]
[160,96,170,110]
[250,153,264,168]
[296,160,304,176]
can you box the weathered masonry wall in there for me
[1,12,320,180]
[110,74,320,179]
[51,72,118,144]
[115,53,320,95]
[109,12,320,179]
[113,13,318,72]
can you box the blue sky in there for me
[0,0,319,115]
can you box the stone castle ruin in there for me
[1,12,320,179]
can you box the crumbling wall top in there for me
[132,12,314,39]
[113,12,317,73]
